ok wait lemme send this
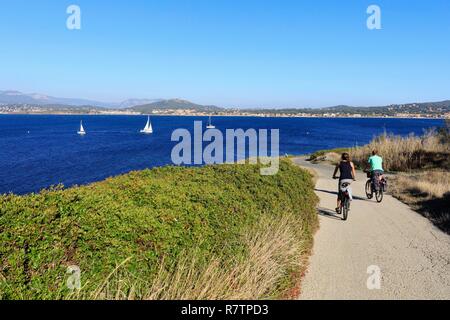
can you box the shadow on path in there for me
[315,188,369,201]
[318,207,343,221]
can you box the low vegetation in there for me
[308,148,350,163]
[0,159,318,300]
[389,172,450,234]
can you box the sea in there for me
[0,115,445,195]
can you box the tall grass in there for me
[392,172,450,199]
[76,211,309,300]
[147,210,311,300]
[350,130,449,171]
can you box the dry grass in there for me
[308,148,349,164]
[69,211,313,300]
[309,152,342,166]
[390,171,450,234]
[146,213,306,300]
[393,172,450,199]
[350,130,450,172]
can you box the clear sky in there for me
[0,0,449,108]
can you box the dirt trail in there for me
[293,157,450,300]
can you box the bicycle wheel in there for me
[376,189,384,203]
[342,198,349,221]
[365,180,373,199]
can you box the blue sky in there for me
[0,0,449,108]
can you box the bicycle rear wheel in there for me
[376,189,384,203]
[342,198,349,221]
[365,180,373,199]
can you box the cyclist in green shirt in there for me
[367,150,384,190]
[368,150,384,173]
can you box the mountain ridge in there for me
[129,99,223,113]
[0,90,161,109]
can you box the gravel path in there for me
[293,157,450,300]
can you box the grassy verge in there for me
[0,159,318,300]
[389,171,450,234]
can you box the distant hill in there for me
[129,99,223,113]
[241,100,450,116]
[118,98,162,109]
[0,90,113,108]
[318,101,450,115]
[0,98,224,115]
[0,103,122,114]
[0,90,161,109]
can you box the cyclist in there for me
[332,153,356,214]
[367,150,384,190]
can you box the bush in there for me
[308,148,349,162]
[0,159,318,300]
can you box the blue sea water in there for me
[0,115,445,195]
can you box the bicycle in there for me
[365,172,387,203]
[334,177,353,221]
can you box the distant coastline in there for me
[0,111,446,120]
[1,97,449,119]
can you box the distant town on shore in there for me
[0,90,449,119]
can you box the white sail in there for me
[78,121,86,135]
[140,116,153,134]
[206,116,215,129]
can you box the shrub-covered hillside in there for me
[0,159,318,300]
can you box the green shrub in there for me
[0,159,318,300]
[308,148,349,161]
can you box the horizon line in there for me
[1,89,449,110]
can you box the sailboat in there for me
[206,116,215,129]
[140,116,153,134]
[77,121,86,135]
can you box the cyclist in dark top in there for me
[333,153,356,214]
